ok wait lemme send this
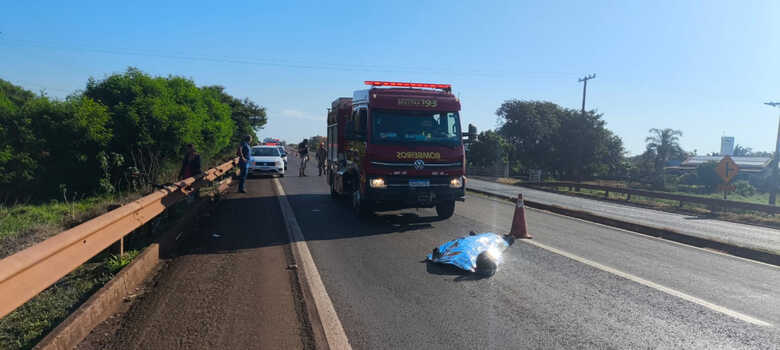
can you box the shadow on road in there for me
[172,176,448,258]
[283,193,443,242]
[423,261,490,282]
[175,177,291,257]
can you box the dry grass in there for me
[545,186,780,229]
[495,177,523,186]
[0,193,142,259]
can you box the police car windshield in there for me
[371,109,461,146]
[251,147,279,157]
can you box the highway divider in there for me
[467,187,780,267]
[527,181,779,215]
[0,158,238,319]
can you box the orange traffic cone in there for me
[510,193,532,239]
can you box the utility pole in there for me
[765,102,780,205]
[578,74,596,114]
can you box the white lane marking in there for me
[466,190,780,271]
[273,178,352,350]
[521,239,773,327]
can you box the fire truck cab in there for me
[326,81,474,219]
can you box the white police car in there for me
[277,146,288,170]
[250,146,285,177]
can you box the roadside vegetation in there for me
[467,100,779,214]
[0,187,212,350]
[0,68,264,255]
[0,193,140,259]
[0,69,261,348]
[484,177,780,229]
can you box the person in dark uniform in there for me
[298,139,309,176]
[238,135,251,193]
[179,144,202,180]
[316,142,327,176]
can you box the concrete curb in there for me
[33,244,162,350]
[274,178,351,350]
[34,195,217,350]
[467,188,780,267]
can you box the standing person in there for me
[298,139,309,176]
[238,135,251,193]
[179,144,202,180]
[316,142,327,176]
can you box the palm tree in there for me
[645,128,684,186]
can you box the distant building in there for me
[721,136,734,156]
[666,156,773,178]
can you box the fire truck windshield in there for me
[371,109,461,146]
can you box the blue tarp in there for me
[426,233,511,273]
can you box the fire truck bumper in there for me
[366,187,465,210]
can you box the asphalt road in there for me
[283,156,780,349]
[468,178,780,255]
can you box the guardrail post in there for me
[119,237,124,256]
[604,190,609,198]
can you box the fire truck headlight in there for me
[370,178,387,189]
[449,177,463,188]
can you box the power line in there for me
[0,38,577,79]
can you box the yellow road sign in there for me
[715,156,739,183]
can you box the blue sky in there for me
[1,0,779,155]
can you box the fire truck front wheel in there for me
[352,190,373,218]
[435,200,456,219]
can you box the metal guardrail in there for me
[528,182,780,214]
[0,158,238,319]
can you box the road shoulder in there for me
[77,178,312,350]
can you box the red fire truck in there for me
[326,81,476,219]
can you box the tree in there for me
[749,150,773,157]
[733,144,752,157]
[0,82,112,199]
[201,86,267,145]
[496,100,561,172]
[495,100,625,180]
[1,70,268,202]
[552,110,625,179]
[467,130,509,167]
[308,136,327,151]
[627,151,658,184]
[0,79,35,106]
[695,161,721,191]
[645,128,684,187]
[84,68,235,185]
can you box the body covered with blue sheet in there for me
[426,233,513,276]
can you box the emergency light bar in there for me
[364,81,451,90]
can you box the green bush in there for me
[734,180,756,197]
[679,172,697,185]
[695,162,721,191]
[0,68,266,202]
[106,250,140,274]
